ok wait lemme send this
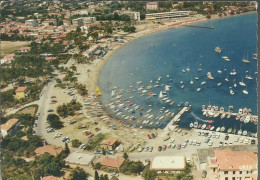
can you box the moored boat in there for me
[189,122,194,128]
[194,121,198,128]
[210,126,215,131]
[197,124,202,129]
[220,126,225,132]
[201,124,207,130]
[216,127,220,132]
[242,130,248,136]
[206,125,211,130]
[227,128,232,133]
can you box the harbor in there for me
[164,106,188,131]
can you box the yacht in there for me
[239,79,246,86]
[197,88,201,92]
[242,59,250,63]
[201,81,206,85]
[207,72,214,80]
[215,46,222,53]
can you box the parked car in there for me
[147,134,152,139]
[202,170,207,178]
[172,144,176,149]
[151,133,156,139]
[170,138,175,143]
[251,139,255,145]
[158,146,162,151]
[162,145,167,151]
[177,144,181,150]
[225,136,229,140]
[204,138,210,143]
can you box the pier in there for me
[164,106,188,131]
[202,108,258,124]
[181,25,215,29]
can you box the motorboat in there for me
[197,88,201,92]
[186,67,190,72]
[207,120,215,123]
[201,124,207,129]
[217,83,222,86]
[194,121,198,128]
[206,125,211,130]
[225,77,229,82]
[197,124,202,129]
[210,126,215,131]
[182,69,186,73]
[201,81,206,85]
[237,129,242,135]
[224,58,231,62]
[216,127,220,132]
[238,108,243,114]
[227,128,232,133]
[243,89,248,95]
[239,79,246,86]
[195,77,199,80]
[242,130,248,136]
[220,126,225,132]
[242,59,250,63]
[189,122,194,128]
[215,46,222,53]
[190,80,194,85]
[244,116,250,123]
[230,88,234,95]
[220,113,226,119]
[181,85,185,89]
[245,75,253,80]
[234,83,237,88]
[217,70,222,74]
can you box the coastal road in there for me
[4,101,38,116]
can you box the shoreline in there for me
[80,12,256,130]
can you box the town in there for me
[0,1,257,180]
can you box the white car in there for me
[240,138,244,143]
[244,139,249,144]
[234,137,239,142]
[208,141,213,146]
[167,144,171,148]
[170,138,175,143]
[196,141,201,146]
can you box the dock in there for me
[181,25,215,29]
[202,108,258,124]
[164,106,188,131]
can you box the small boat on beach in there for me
[216,127,220,132]
[242,130,248,136]
[220,126,225,132]
[197,124,202,129]
[201,124,207,130]
[227,128,232,133]
[210,126,215,131]
[190,122,194,128]
[206,125,211,130]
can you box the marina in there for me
[164,106,188,131]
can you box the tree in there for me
[72,139,82,148]
[110,177,119,180]
[47,114,63,129]
[123,152,128,160]
[94,162,101,170]
[70,167,88,180]
[64,143,70,155]
[142,169,157,180]
[94,170,99,180]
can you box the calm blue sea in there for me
[98,13,257,133]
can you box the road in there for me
[5,101,38,116]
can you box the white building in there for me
[83,17,96,24]
[150,156,186,173]
[123,11,140,21]
[0,118,20,138]
[146,2,158,11]
[83,45,100,58]
[146,11,190,20]
[25,19,37,27]
[71,9,89,16]
[65,152,96,166]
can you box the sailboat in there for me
[225,72,229,82]
[233,79,237,88]
[165,85,170,92]
[111,89,116,97]
[242,52,250,63]
[159,91,164,99]
[229,87,234,95]
[239,78,246,86]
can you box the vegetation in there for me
[72,139,82,148]
[70,167,88,180]
[122,25,136,33]
[123,152,129,160]
[56,99,82,117]
[85,133,105,150]
[74,83,88,96]
[47,114,63,129]
[142,168,157,180]
[119,160,144,175]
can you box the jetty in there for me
[164,106,188,131]
[181,25,215,29]
[202,106,258,124]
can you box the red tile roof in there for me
[215,150,257,171]
[35,145,63,156]
[100,138,118,146]
[100,156,125,168]
[45,57,57,61]
[15,86,27,92]
[0,118,19,131]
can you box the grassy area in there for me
[1,41,31,57]
[16,104,38,117]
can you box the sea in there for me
[98,13,258,133]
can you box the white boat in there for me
[237,129,242,135]
[189,122,194,128]
[159,91,164,99]
[230,88,234,95]
[242,130,248,136]
[190,80,194,85]
[242,52,250,63]
[245,75,253,80]
[234,83,237,87]
[243,90,248,95]
[217,70,222,74]
[217,83,222,87]
[216,127,221,132]
[224,58,231,62]
[207,72,214,80]
[197,88,201,92]
[111,89,116,97]
[165,85,170,92]
[220,113,226,119]
[215,46,221,53]
[182,69,186,73]
[210,126,215,131]
[201,81,206,85]
[244,116,250,123]
[186,67,190,72]
[181,85,185,89]
[238,108,243,114]
[195,77,199,80]
[220,126,225,132]
[222,55,228,59]
[201,124,207,129]
[180,81,183,84]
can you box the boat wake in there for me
[190,112,207,122]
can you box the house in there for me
[123,11,140,21]
[146,2,158,11]
[82,17,96,24]
[150,156,186,173]
[34,145,63,156]
[100,156,125,169]
[208,150,258,180]
[0,118,20,138]
[0,53,15,64]
[41,176,57,180]
[72,18,84,27]
[83,45,101,59]
[25,19,37,27]
[63,20,71,26]
[45,57,57,61]
[18,47,31,53]
[100,137,118,150]
[15,86,28,99]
